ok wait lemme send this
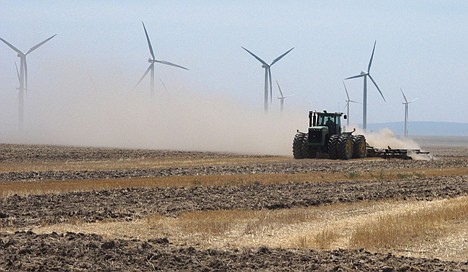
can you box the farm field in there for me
[0,143,467,271]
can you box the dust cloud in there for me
[0,66,425,158]
[0,81,305,156]
[355,127,432,160]
[358,127,420,149]
[1,88,428,158]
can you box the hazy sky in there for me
[1,1,467,131]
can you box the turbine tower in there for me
[345,40,385,131]
[0,34,56,130]
[136,22,188,96]
[242,47,294,112]
[342,80,358,127]
[276,81,293,112]
[400,88,417,137]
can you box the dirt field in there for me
[1,143,467,271]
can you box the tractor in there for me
[293,110,367,160]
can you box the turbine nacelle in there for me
[0,34,56,131]
[400,88,417,137]
[401,88,418,105]
[344,40,384,130]
[137,21,188,95]
[242,46,294,112]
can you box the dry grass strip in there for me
[1,167,468,197]
[0,173,301,197]
[348,196,468,250]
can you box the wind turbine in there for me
[400,88,417,137]
[0,34,56,130]
[136,22,188,97]
[345,40,385,131]
[342,80,359,127]
[242,46,294,112]
[276,80,294,112]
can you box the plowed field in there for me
[1,144,467,271]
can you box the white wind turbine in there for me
[276,81,294,112]
[242,47,294,112]
[400,88,417,137]
[342,80,359,127]
[136,22,188,96]
[345,40,385,131]
[0,34,56,130]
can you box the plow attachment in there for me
[367,146,432,160]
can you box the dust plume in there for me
[355,127,432,160]
[358,127,420,149]
[0,81,304,156]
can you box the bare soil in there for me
[1,176,467,228]
[1,231,466,271]
[0,144,467,271]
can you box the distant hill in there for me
[366,121,468,136]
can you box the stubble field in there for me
[0,143,467,271]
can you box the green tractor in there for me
[293,110,367,160]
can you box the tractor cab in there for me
[307,111,345,147]
[310,111,343,135]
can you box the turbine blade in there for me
[23,58,28,92]
[345,74,366,80]
[400,88,408,103]
[276,80,284,98]
[349,100,359,103]
[368,74,386,102]
[154,60,189,70]
[158,76,168,93]
[241,46,268,66]
[268,68,272,104]
[409,98,418,103]
[342,80,350,100]
[142,22,155,60]
[26,34,56,55]
[14,62,20,82]
[270,47,294,66]
[0,37,23,55]
[367,40,376,72]
[135,64,152,87]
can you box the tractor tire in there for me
[293,133,305,159]
[328,135,339,160]
[352,135,367,158]
[301,134,316,158]
[338,135,353,160]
